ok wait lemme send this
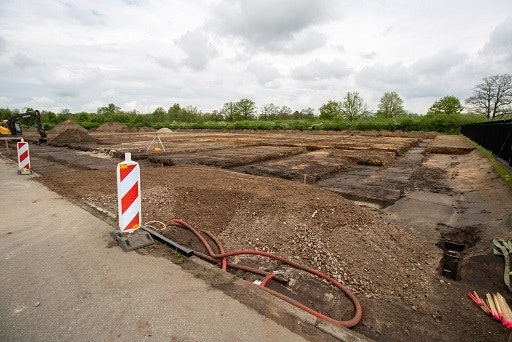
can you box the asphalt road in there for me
[0,156,307,342]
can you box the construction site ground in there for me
[6,122,512,341]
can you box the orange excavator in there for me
[0,110,47,144]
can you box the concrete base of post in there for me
[112,228,154,252]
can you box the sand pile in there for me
[50,128,99,146]
[156,127,173,134]
[49,120,88,134]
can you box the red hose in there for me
[171,218,363,328]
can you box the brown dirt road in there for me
[5,126,512,341]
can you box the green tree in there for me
[0,108,13,120]
[376,92,406,118]
[277,105,292,120]
[260,103,279,120]
[299,107,316,120]
[168,103,182,121]
[235,99,256,120]
[77,112,90,124]
[152,107,166,123]
[319,100,342,119]
[203,110,224,121]
[182,105,201,122]
[132,114,149,127]
[97,103,121,116]
[465,74,512,119]
[340,91,369,121]
[428,96,463,115]
[42,111,58,124]
[221,102,237,121]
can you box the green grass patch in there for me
[475,144,512,189]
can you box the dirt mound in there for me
[95,122,131,132]
[137,126,156,132]
[50,128,99,146]
[156,127,173,134]
[426,134,475,154]
[49,120,88,134]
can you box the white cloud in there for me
[482,16,512,67]
[0,36,6,54]
[412,50,468,77]
[211,0,337,49]
[11,53,43,69]
[61,2,105,26]
[175,29,217,71]
[291,59,351,81]
[265,30,327,54]
[246,61,281,85]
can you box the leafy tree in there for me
[97,103,121,116]
[376,92,406,118]
[319,100,342,120]
[235,98,256,120]
[111,113,131,124]
[299,107,316,120]
[278,105,292,120]
[77,112,90,123]
[260,103,279,120]
[428,96,463,115]
[0,108,12,120]
[465,74,512,119]
[203,110,224,122]
[44,111,58,124]
[152,107,166,123]
[182,105,201,122]
[221,102,237,121]
[168,103,183,121]
[132,114,150,127]
[340,91,369,121]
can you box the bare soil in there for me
[5,126,512,341]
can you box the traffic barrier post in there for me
[116,152,141,232]
[17,139,32,175]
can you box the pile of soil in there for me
[49,128,99,146]
[156,127,173,134]
[48,120,88,134]
[40,164,435,296]
[137,126,156,132]
[95,122,132,133]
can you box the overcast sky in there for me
[1,0,511,115]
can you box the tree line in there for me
[1,73,510,133]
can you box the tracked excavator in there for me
[0,110,47,144]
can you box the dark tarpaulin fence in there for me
[461,119,512,167]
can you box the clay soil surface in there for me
[7,124,512,341]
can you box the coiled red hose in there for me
[172,218,363,328]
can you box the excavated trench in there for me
[436,224,482,281]
[309,140,486,284]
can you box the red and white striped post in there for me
[17,139,31,174]
[117,153,141,233]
